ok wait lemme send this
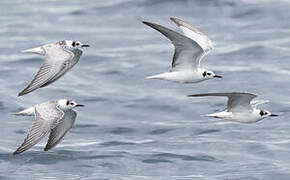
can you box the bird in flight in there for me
[13,99,84,155]
[143,17,222,83]
[18,40,90,96]
[188,92,278,123]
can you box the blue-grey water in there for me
[1,0,290,179]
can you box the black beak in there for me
[213,75,222,78]
[81,44,90,47]
[76,104,85,107]
[270,114,278,117]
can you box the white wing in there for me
[170,17,213,67]
[143,21,204,71]
[188,92,257,113]
[170,17,213,52]
[18,44,81,96]
[44,110,77,151]
[13,101,64,155]
[251,100,269,108]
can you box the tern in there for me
[142,17,222,83]
[188,92,278,123]
[18,40,90,96]
[13,99,84,155]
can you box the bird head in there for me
[58,99,85,111]
[259,110,278,119]
[202,70,222,80]
[60,40,90,50]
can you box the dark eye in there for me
[76,42,80,46]
[70,103,74,105]
[207,73,212,76]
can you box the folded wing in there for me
[44,110,77,151]
[18,45,74,96]
[13,101,64,155]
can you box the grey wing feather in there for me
[41,49,82,88]
[250,100,269,108]
[170,17,213,52]
[18,46,75,96]
[44,110,77,151]
[188,92,257,112]
[142,21,203,71]
[13,101,64,155]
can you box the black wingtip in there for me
[142,21,150,25]
[187,94,200,97]
[169,17,176,21]
[18,88,31,96]
[170,17,180,25]
[44,145,52,152]
[142,21,157,28]
[13,150,20,155]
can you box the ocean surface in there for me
[1,0,290,179]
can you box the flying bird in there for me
[188,92,278,123]
[142,17,222,83]
[13,99,84,155]
[18,40,90,96]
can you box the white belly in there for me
[147,71,203,83]
[206,110,263,123]
[231,112,263,123]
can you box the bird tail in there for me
[13,107,35,116]
[146,73,168,79]
[202,112,222,118]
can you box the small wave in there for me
[70,10,86,16]
[147,128,174,135]
[82,97,108,103]
[108,127,135,134]
[152,152,217,162]
[74,124,99,128]
[142,159,172,164]
[100,139,155,147]
[79,154,124,160]
[195,129,221,135]
[14,129,26,134]
[103,70,123,75]
[100,141,135,147]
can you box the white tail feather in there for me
[146,75,161,79]
[146,73,170,80]
[13,107,35,116]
